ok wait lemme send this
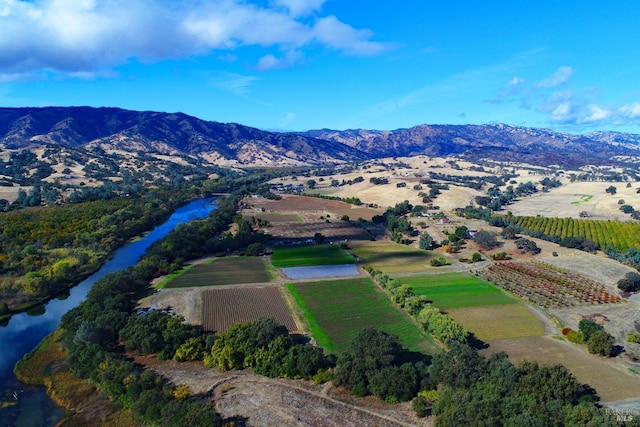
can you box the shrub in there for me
[566,330,584,344]
[627,333,640,344]
[561,327,572,336]
[430,257,450,267]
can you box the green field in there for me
[287,278,436,355]
[398,272,516,309]
[350,241,435,273]
[163,257,269,288]
[271,244,356,267]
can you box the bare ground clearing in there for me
[147,360,431,427]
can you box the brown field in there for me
[165,257,269,288]
[482,336,640,404]
[447,304,546,342]
[202,286,298,333]
[242,194,379,242]
[504,181,640,221]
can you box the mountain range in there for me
[1,106,640,168]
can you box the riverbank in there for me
[14,331,137,426]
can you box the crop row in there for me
[202,286,297,333]
[512,216,640,252]
[478,261,623,308]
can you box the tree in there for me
[586,329,615,357]
[605,185,617,195]
[502,225,518,240]
[617,271,640,293]
[474,230,499,250]
[419,233,433,250]
[470,253,482,263]
[305,179,316,189]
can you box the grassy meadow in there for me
[287,278,436,355]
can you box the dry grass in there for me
[481,336,640,403]
[350,240,437,274]
[447,304,546,341]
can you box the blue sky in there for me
[2,1,640,134]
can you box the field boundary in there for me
[284,283,333,351]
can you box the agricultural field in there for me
[505,180,640,221]
[287,278,435,355]
[163,257,269,288]
[398,272,516,309]
[482,336,640,404]
[510,215,640,252]
[480,261,623,308]
[202,286,297,333]
[349,240,436,274]
[447,304,546,341]
[271,244,355,267]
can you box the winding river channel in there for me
[0,197,217,426]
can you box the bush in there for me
[566,330,584,344]
[430,257,450,267]
[412,396,428,418]
[627,333,640,344]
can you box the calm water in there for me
[281,264,359,279]
[0,198,217,426]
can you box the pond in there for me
[280,264,360,279]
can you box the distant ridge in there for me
[302,124,640,168]
[0,107,364,166]
[1,107,640,167]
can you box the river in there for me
[0,197,217,426]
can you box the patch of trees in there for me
[430,343,611,426]
[333,328,429,402]
[372,200,417,244]
[369,177,389,185]
[540,176,562,191]
[204,318,334,380]
[561,320,617,357]
[617,271,640,293]
[364,266,468,345]
[0,191,192,313]
[514,238,541,254]
[304,193,363,206]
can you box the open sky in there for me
[2,1,640,134]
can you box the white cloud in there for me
[537,66,573,88]
[619,103,640,119]
[257,51,302,71]
[206,71,261,95]
[508,77,524,86]
[279,112,297,127]
[0,0,388,77]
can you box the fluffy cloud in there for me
[0,0,388,77]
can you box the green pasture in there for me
[162,257,269,288]
[398,272,516,309]
[447,304,545,341]
[271,244,356,267]
[287,278,436,355]
[350,241,435,274]
[570,194,593,205]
